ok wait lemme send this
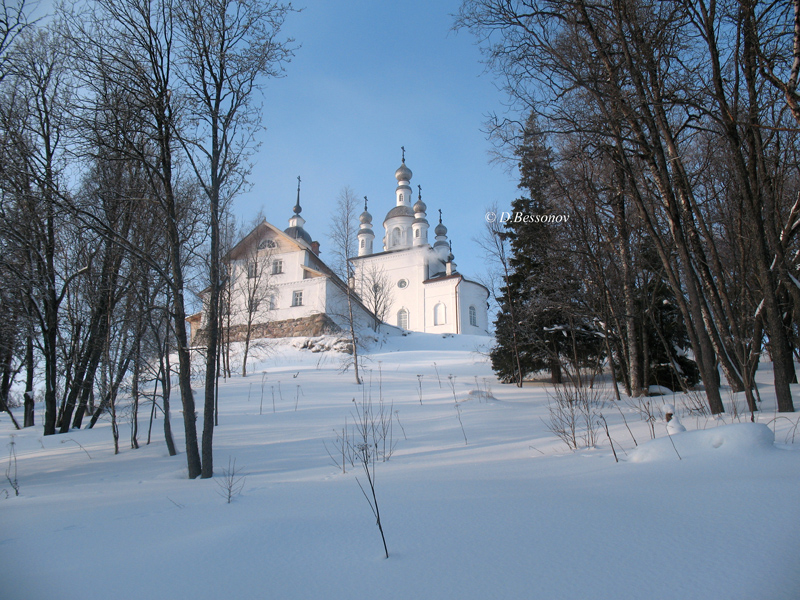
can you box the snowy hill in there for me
[1,332,799,599]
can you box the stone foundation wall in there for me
[193,313,341,345]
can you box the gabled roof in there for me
[225,219,312,262]
[222,217,378,322]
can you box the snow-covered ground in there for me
[1,332,799,600]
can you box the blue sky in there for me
[30,0,522,279]
[237,0,521,278]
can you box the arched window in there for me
[399,193,404,203]
[360,238,365,249]
[434,302,446,326]
[469,305,477,327]
[397,308,409,330]
[415,228,420,238]
[392,227,401,247]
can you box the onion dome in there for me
[385,205,415,220]
[359,197,372,224]
[395,160,412,183]
[284,174,311,244]
[413,184,426,213]
[435,207,447,236]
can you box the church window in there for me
[292,290,303,307]
[399,193,404,203]
[469,305,477,327]
[272,259,283,275]
[397,308,409,330]
[397,279,408,289]
[360,239,365,249]
[392,227,401,247]
[434,302,446,326]
[415,228,420,238]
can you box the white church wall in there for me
[225,245,315,328]
[352,246,431,332]
[323,279,375,333]
[458,280,490,334]
[422,277,459,334]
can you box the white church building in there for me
[188,182,376,344]
[351,155,489,335]
[188,156,490,343]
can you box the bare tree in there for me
[176,0,295,478]
[475,202,523,387]
[233,220,276,377]
[329,187,362,385]
[0,0,33,83]
[456,0,798,413]
[65,0,204,475]
[0,24,77,435]
[357,263,392,331]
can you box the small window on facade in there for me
[397,278,408,289]
[469,305,477,327]
[434,302,446,326]
[247,262,257,279]
[269,295,277,310]
[272,259,283,275]
[397,308,409,330]
[292,290,303,307]
[360,238,365,249]
[392,227,401,247]
[399,193,404,203]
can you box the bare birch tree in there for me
[329,186,362,384]
[234,224,276,377]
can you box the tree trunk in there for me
[346,284,361,385]
[162,328,177,457]
[24,333,34,428]
[166,191,202,478]
[130,335,140,449]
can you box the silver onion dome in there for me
[395,161,412,182]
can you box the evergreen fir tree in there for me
[491,113,604,384]
[639,241,700,391]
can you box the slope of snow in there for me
[631,422,777,462]
[1,332,798,600]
